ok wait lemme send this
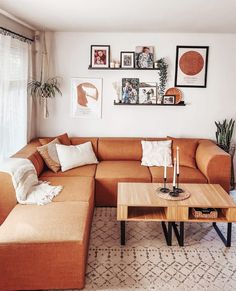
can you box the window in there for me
[0,34,30,160]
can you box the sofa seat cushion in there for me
[41,164,97,178]
[41,176,94,205]
[95,161,151,206]
[149,166,207,183]
[0,201,91,290]
[0,201,89,243]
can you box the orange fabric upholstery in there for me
[42,176,94,205]
[168,136,199,168]
[0,172,17,225]
[41,164,97,178]
[12,140,45,176]
[98,138,143,161]
[0,201,92,290]
[95,161,151,206]
[149,165,207,184]
[196,140,231,192]
[39,133,71,146]
[70,137,98,155]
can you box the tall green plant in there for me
[215,118,235,153]
[215,118,235,189]
[157,58,168,97]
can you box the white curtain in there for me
[0,34,31,160]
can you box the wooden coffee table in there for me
[117,183,236,247]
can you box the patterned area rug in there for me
[84,207,236,291]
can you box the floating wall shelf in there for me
[88,66,160,71]
[114,101,186,106]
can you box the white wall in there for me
[37,32,236,172]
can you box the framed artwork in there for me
[120,51,135,68]
[139,82,158,104]
[90,45,110,68]
[163,95,176,105]
[122,78,139,104]
[175,46,209,88]
[71,78,102,119]
[135,46,154,68]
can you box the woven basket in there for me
[192,208,218,219]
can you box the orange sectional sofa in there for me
[0,136,231,290]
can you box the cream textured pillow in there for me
[56,142,98,172]
[141,140,172,167]
[37,138,61,172]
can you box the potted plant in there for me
[215,118,235,189]
[28,77,62,99]
[28,32,62,118]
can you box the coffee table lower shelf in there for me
[119,220,233,247]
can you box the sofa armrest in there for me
[0,172,17,225]
[196,140,231,192]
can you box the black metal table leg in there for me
[120,221,125,245]
[161,222,172,246]
[213,222,232,247]
[172,222,184,246]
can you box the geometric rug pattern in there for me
[85,207,236,291]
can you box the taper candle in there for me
[176,146,180,175]
[164,154,167,179]
[173,158,176,187]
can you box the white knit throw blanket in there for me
[0,158,63,205]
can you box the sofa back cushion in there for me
[168,137,199,169]
[98,138,143,161]
[12,139,45,176]
[70,138,98,155]
[39,133,71,146]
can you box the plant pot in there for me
[230,145,235,190]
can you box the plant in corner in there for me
[215,118,235,189]
[156,58,168,98]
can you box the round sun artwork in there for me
[179,51,204,76]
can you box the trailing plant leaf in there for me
[157,58,168,98]
[28,77,62,99]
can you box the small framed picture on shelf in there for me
[122,78,139,104]
[90,45,110,68]
[135,46,154,68]
[120,51,135,68]
[139,82,158,104]
[163,95,176,105]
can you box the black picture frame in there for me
[90,45,110,68]
[163,95,176,105]
[120,51,135,68]
[174,46,209,88]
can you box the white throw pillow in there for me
[141,140,172,167]
[56,142,98,172]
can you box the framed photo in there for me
[122,78,139,104]
[163,95,176,105]
[135,46,154,69]
[175,46,209,88]
[71,77,102,119]
[120,51,135,68]
[139,82,158,104]
[90,45,110,68]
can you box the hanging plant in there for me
[157,58,168,97]
[28,77,62,99]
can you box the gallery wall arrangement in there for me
[70,43,209,118]
[87,44,209,106]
